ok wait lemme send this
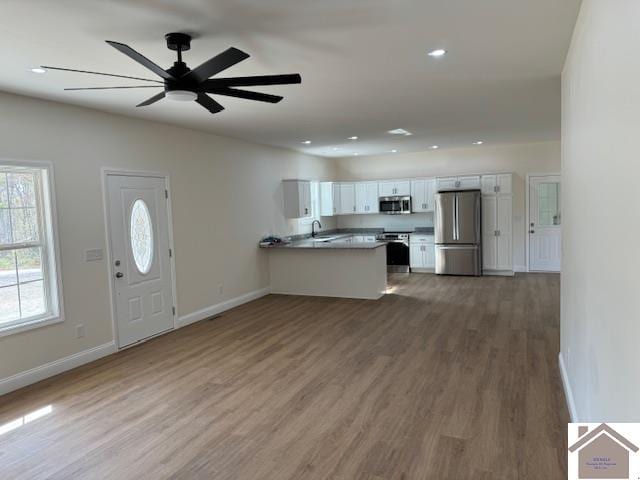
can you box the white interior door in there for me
[529,175,561,272]
[106,173,174,348]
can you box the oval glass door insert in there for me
[130,199,154,274]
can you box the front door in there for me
[106,173,174,348]
[529,175,561,272]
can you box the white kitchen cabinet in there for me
[355,181,379,214]
[411,178,436,212]
[481,174,512,195]
[283,179,311,219]
[482,193,513,273]
[409,235,435,270]
[320,182,335,216]
[338,183,356,215]
[379,179,411,197]
[436,175,481,192]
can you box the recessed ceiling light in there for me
[390,149,398,153]
[348,136,358,140]
[353,152,359,156]
[473,141,484,145]
[430,145,439,150]
[301,140,311,144]
[30,67,47,74]
[332,147,339,151]
[427,49,447,57]
[387,128,412,136]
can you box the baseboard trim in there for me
[176,287,271,329]
[559,352,579,422]
[514,265,527,273]
[0,342,117,396]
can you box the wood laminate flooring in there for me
[0,273,568,479]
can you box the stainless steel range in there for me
[376,231,410,273]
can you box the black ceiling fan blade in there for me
[203,74,302,88]
[196,94,225,114]
[137,91,166,107]
[182,47,250,83]
[207,87,283,103]
[65,86,164,91]
[106,41,174,80]
[41,66,164,83]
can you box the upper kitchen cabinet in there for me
[481,174,513,195]
[338,183,356,215]
[320,182,340,216]
[283,179,311,219]
[355,182,379,214]
[436,175,481,191]
[379,179,411,197]
[411,178,436,212]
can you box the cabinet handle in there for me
[353,206,356,212]
[494,230,499,236]
[497,230,501,236]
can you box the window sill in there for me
[0,315,63,339]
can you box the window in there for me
[0,162,62,335]
[299,181,320,226]
[130,199,153,274]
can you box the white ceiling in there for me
[0,0,581,157]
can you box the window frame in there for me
[0,159,64,337]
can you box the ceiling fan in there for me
[42,32,302,114]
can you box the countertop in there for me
[261,234,386,250]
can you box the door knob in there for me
[115,272,124,278]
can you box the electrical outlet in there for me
[75,324,85,339]
[218,284,224,295]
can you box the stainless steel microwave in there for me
[379,196,412,215]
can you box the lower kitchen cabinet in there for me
[410,235,435,271]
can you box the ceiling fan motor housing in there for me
[165,32,191,52]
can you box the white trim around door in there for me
[101,168,178,350]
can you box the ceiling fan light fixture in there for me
[166,90,198,102]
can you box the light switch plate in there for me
[85,248,103,262]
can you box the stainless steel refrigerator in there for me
[434,190,482,276]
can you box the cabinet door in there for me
[320,182,334,217]
[355,182,368,214]
[411,180,427,212]
[365,182,379,213]
[395,180,411,196]
[458,175,481,189]
[424,244,435,268]
[301,182,311,217]
[481,175,497,195]
[436,177,457,191]
[339,183,356,214]
[497,174,512,195]
[482,196,498,270]
[332,183,341,215]
[496,195,513,270]
[379,181,395,197]
[410,245,425,268]
[425,178,436,210]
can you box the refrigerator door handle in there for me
[454,194,459,240]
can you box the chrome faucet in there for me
[311,220,322,237]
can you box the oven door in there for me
[386,241,410,273]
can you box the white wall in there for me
[561,0,640,421]
[0,91,337,380]
[334,142,561,269]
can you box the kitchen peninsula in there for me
[263,235,387,300]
